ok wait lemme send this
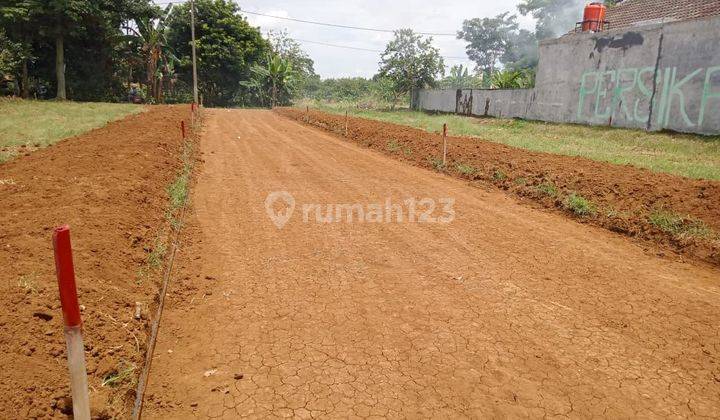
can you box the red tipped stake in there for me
[52,225,82,328]
[52,225,91,419]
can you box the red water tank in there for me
[582,2,607,32]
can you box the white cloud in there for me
[238,0,539,78]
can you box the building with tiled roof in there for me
[605,0,720,30]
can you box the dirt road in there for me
[144,109,720,418]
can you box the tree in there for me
[457,12,518,81]
[240,53,295,107]
[166,0,270,107]
[518,0,585,39]
[266,30,315,96]
[125,5,177,102]
[376,29,444,109]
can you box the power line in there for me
[150,1,469,60]
[294,39,468,60]
[152,2,457,37]
[240,10,457,37]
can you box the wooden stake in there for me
[345,110,348,136]
[442,123,448,166]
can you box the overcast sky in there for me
[235,0,537,79]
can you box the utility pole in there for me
[190,0,199,104]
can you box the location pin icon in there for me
[265,191,295,229]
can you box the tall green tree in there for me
[457,12,518,81]
[166,0,269,106]
[376,28,444,109]
[240,53,295,107]
[266,29,315,97]
[125,4,177,102]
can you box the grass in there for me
[386,139,412,156]
[0,99,142,162]
[307,102,720,181]
[102,362,137,388]
[455,163,477,176]
[492,170,507,181]
[429,156,445,171]
[649,209,712,239]
[563,193,597,217]
[138,125,195,284]
[536,182,558,197]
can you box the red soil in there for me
[276,108,720,266]
[0,106,190,418]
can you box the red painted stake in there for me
[181,120,186,139]
[52,226,90,419]
[53,226,82,328]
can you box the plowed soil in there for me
[144,109,720,418]
[0,106,189,418]
[277,108,720,266]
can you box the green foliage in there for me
[563,193,596,216]
[167,0,270,107]
[267,29,316,97]
[458,12,539,78]
[536,182,558,197]
[455,163,477,175]
[490,69,535,89]
[492,170,507,181]
[239,53,296,107]
[439,65,483,89]
[0,30,23,78]
[457,13,518,80]
[649,210,712,239]
[377,29,444,109]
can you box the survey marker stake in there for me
[442,123,448,166]
[52,225,91,420]
[181,120,186,139]
[345,110,349,136]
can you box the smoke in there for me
[540,0,593,39]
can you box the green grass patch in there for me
[429,156,445,171]
[102,362,137,388]
[307,102,720,181]
[386,139,411,156]
[514,177,527,186]
[536,182,558,197]
[0,99,142,162]
[455,163,477,176]
[492,170,507,181]
[649,209,712,239]
[563,193,597,217]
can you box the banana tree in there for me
[241,53,295,107]
[125,5,177,102]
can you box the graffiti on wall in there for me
[577,66,720,127]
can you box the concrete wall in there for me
[412,14,720,135]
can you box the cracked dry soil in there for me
[143,109,720,418]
